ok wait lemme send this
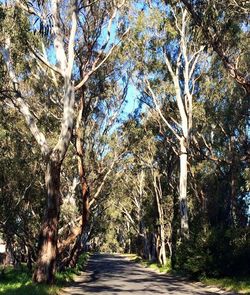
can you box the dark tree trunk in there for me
[5,240,14,265]
[33,158,61,284]
[150,232,157,262]
[70,95,90,266]
[171,192,179,269]
[58,95,90,269]
[27,250,32,271]
[229,136,238,226]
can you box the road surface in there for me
[61,254,236,295]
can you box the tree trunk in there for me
[5,239,14,265]
[171,191,179,269]
[27,247,33,271]
[71,95,90,266]
[125,222,131,254]
[150,233,157,262]
[68,236,82,268]
[33,159,61,284]
[143,232,149,260]
[179,137,189,239]
[229,135,237,226]
[61,95,90,269]
[154,173,167,265]
[155,210,167,265]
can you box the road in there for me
[61,254,236,295]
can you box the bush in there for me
[76,252,90,271]
[175,227,250,278]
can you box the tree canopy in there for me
[0,0,249,285]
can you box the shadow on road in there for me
[61,254,233,295]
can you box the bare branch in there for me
[30,46,62,76]
[163,49,176,80]
[89,158,117,207]
[67,2,77,78]
[75,28,130,90]
[188,46,205,80]
[52,0,67,74]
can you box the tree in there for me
[0,108,44,270]
[180,0,250,93]
[1,0,128,283]
[126,2,204,238]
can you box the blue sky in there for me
[122,83,139,117]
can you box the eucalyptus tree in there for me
[1,0,129,283]
[109,115,178,265]
[0,109,44,269]
[191,57,250,227]
[180,0,250,94]
[126,2,205,238]
[58,67,128,269]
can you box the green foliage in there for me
[0,253,90,294]
[0,0,249,287]
[146,260,171,273]
[175,227,250,278]
[0,266,58,295]
[74,252,90,272]
[130,254,171,273]
[201,277,250,294]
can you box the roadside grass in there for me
[127,254,171,273]
[126,254,250,294]
[0,252,90,295]
[201,277,250,294]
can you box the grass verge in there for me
[0,252,90,295]
[127,254,171,273]
[126,254,250,294]
[201,277,250,294]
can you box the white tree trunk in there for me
[179,137,189,238]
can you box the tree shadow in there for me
[62,254,234,295]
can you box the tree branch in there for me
[145,79,181,141]
[3,37,50,156]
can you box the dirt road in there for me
[61,254,236,295]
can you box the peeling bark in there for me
[58,95,90,269]
[33,159,61,284]
[67,95,90,268]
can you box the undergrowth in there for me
[0,252,90,295]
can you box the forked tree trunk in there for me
[67,164,89,268]
[179,137,189,239]
[153,173,167,265]
[159,225,167,265]
[33,158,61,284]
[62,95,90,268]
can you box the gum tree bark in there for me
[152,171,167,265]
[146,8,204,239]
[32,0,77,282]
[3,0,127,283]
[4,0,77,283]
[62,95,90,269]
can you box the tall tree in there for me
[1,0,128,283]
[126,2,204,238]
[179,0,250,93]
